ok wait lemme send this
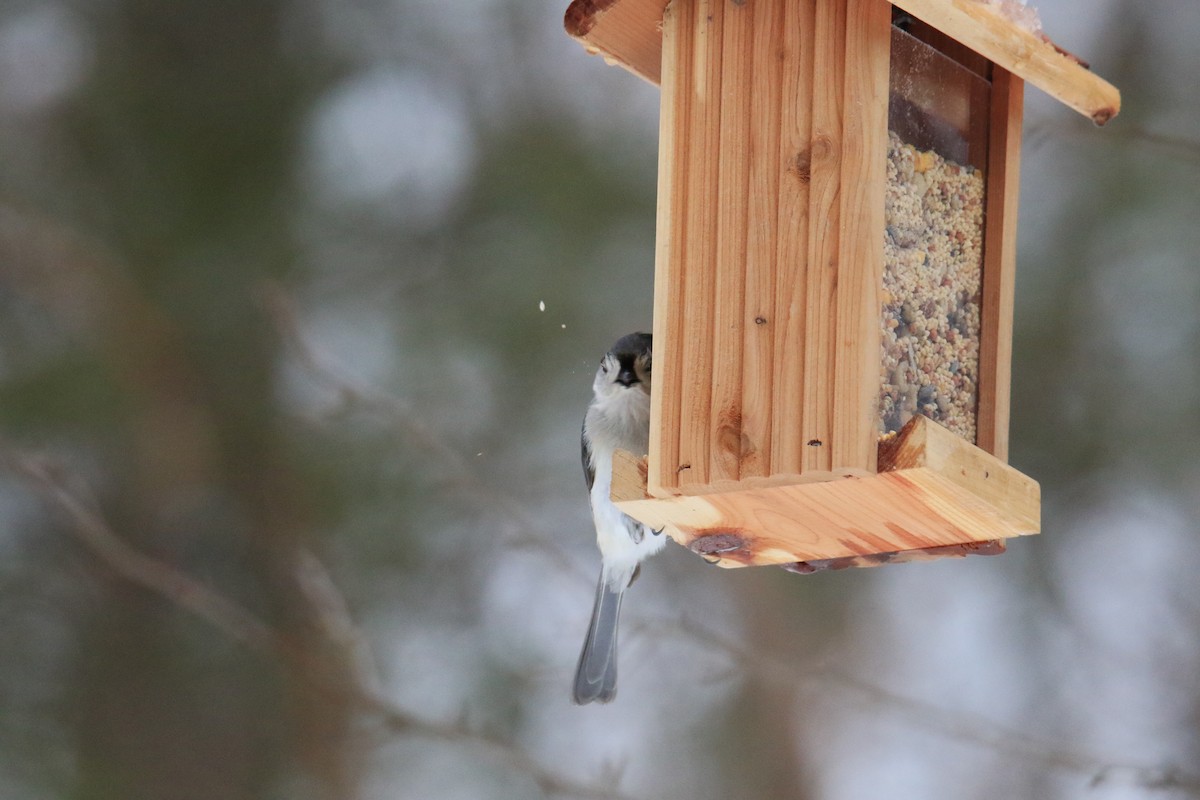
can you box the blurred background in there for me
[0,0,1198,798]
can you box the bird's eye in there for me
[600,361,609,373]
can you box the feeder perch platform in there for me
[612,415,1038,568]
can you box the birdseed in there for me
[879,130,985,442]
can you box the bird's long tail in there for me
[573,570,625,704]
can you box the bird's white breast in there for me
[586,385,662,589]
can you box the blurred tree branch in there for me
[1110,125,1200,162]
[260,282,589,583]
[6,450,277,654]
[635,614,1200,796]
[1025,116,1200,166]
[0,443,640,800]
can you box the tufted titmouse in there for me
[573,332,666,704]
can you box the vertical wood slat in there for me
[709,0,753,483]
[834,0,892,473]
[648,0,693,495]
[799,0,847,474]
[976,67,1023,461]
[769,0,816,477]
[674,0,722,489]
[740,0,785,480]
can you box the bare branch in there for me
[1025,117,1200,166]
[3,448,279,654]
[259,283,588,583]
[633,614,1200,795]
[1110,125,1200,162]
[361,692,638,800]
[0,444,641,800]
[293,547,385,695]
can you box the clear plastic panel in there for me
[880,25,991,443]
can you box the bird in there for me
[573,332,667,705]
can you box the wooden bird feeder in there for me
[565,0,1119,570]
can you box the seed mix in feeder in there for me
[879,130,984,442]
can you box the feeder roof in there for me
[564,0,1120,124]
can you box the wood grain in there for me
[976,67,1023,460]
[783,539,1005,573]
[769,0,816,476]
[648,0,691,494]
[833,0,890,472]
[563,0,669,85]
[710,0,753,482]
[798,0,846,474]
[613,415,1039,567]
[675,0,722,488]
[878,413,1038,530]
[739,0,785,481]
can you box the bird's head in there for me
[593,332,652,400]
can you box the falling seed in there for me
[538,301,545,312]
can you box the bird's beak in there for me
[616,368,639,387]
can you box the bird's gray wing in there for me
[581,421,595,492]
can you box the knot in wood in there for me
[810,133,834,161]
[790,148,811,183]
[689,531,747,556]
[716,407,743,458]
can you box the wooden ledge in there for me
[564,0,668,84]
[611,415,1039,568]
[564,0,1119,124]
[889,0,1119,124]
